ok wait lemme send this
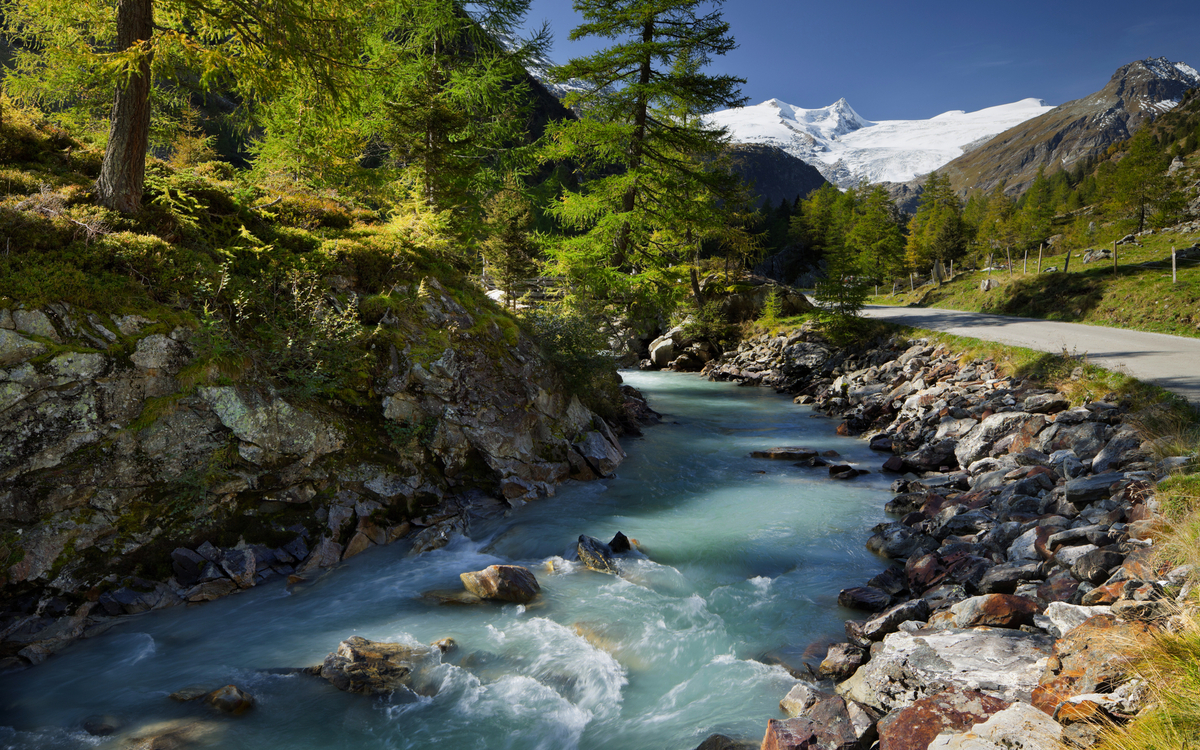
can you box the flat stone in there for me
[0,328,46,366]
[862,599,931,641]
[1064,474,1121,508]
[927,701,1063,749]
[838,628,1054,713]
[577,535,618,574]
[1042,603,1113,639]
[838,586,894,613]
[317,636,441,696]
[780,683,829,717]
[1071,549,1124,585]
[12,309,60,342]
[817,643,867,681]
[1031,614,1154,716]
[752,447,819,461]
[876,687,1010,750]
[1023,393,1069,414]
[185,579,238,602]
[205,685,254,715]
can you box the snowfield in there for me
[706,97,1056,188]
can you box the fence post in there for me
[1023,249,1028,274]
[1006,247,1012,278]
[1038,243,1044,273]
[1063,250,1071,274]
[1112,240,1117,277]
[1173,247,1177,284]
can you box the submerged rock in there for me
[459,565,540,604]
[205,685,254,716]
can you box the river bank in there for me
[699,323,1193,749]
[0,371,896,750]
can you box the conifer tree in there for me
[539,0,746,301]
[845,185,905,286]
[906,172,967,269]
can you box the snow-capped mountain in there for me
[706,97,1055,189]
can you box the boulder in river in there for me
[751,447,818,461]
[459,565,540,604]
[577,535,618,574]
[608,531,632,553]
[315,636,441,696]
[205,685,254,715]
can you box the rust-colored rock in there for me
[1081,581,1124,606]
[760,718,818,750]
[877,688,1010,750]
[1034,614,1155,716]
[950,594,1040,629]
[459,565,540,604]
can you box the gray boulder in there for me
[837,628,1054,712]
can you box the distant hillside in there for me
[723,143,828,208]
[942,57,1200,196]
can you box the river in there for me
[0,371,894,750]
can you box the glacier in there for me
[705,97,1056,189]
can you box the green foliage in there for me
[539,0,748,304]
[385,415,439,455]
[906,171,968,268]
[523,302,620,419]
[757,287,783,328]
[481,176,538,310]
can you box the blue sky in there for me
[524,0,1200,120]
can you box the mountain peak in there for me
[706,97,1053,188]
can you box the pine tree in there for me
[539,0,746,302]
[1106,129,1170,232]
[371,0,547,225]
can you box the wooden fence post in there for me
[1173,247,1177,284]
[1006,247,1012,278]
[1023,249,1028,274]
[1063,250,1071,274]
[1112,240,1117,277]
[1038,243,1044,273]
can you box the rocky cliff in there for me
[0,288,626,669]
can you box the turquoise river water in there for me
[0,371,895,750]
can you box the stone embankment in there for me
[700,324,1192,750]
[0,295,634,671]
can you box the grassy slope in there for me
[871,226,1200,339]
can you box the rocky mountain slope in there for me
[706,97,1054,190]
[722,143,829,208]
[940,57,1200,196]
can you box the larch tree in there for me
[906,171,968,269]
[3,0,377,213]
[539,0,746,301]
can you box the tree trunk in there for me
[689,267,703,308]
[613,19,655,267]
[96,0,154,214]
